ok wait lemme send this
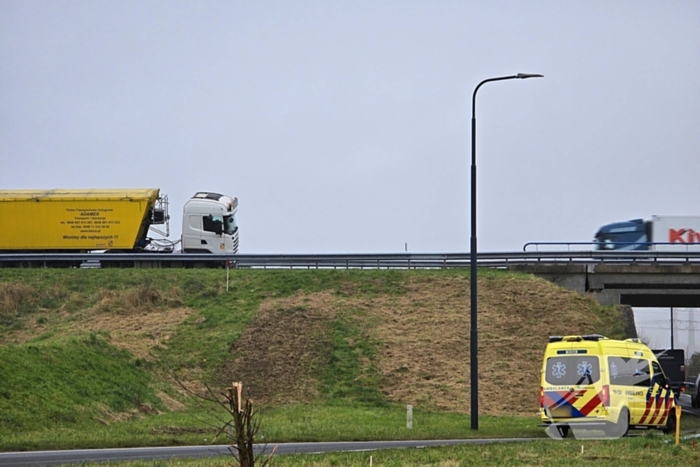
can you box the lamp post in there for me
[470,73,543,430]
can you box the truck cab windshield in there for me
[224,214,237,236]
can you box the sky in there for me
[3,1,699,255]
[1,1,699,352]
[636,308,699,357]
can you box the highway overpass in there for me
[512,263,700,308]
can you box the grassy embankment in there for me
[0,268,688,456]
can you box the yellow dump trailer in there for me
[0,189,161,251]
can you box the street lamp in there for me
[470,73,543,430]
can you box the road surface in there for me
[0,438,533,466]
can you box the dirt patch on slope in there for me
[370,275,601,416]
[220,291,337,404]
[77,307,192,359]
[0,287,193,360]
[225,275,604,415]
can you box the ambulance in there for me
[540,334,676,438]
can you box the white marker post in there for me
[406,405,413,429]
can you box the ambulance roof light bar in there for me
[548,334,606,343]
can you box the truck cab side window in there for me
[202,215,223,234]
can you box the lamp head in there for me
[516,73,544,79]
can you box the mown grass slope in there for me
[0,268,630,449]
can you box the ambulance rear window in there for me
[545,356,600,385]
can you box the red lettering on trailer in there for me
[669,229,687,243]
[669,228,700,244]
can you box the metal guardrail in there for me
[2,251,700,269]
[523,242,601,251]
[524,242,700,252]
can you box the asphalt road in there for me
[4,398,697,467]
[678,393,700,415]
[0,438,533,466]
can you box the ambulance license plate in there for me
[550,406,571,418]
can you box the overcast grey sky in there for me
[2,1,699,254]
[636,308,699,357]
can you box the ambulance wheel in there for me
[663,410,677,435]
[607,407,629,438]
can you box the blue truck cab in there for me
[594,219,651,251]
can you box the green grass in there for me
[0,267,635,453]
[0,404,545,451]
[0,334,162,431]
[34,435,700,466]
[588,301,627,340]
[320,307,384,404]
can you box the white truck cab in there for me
[181,192,239,254]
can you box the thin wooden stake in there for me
[232,382,243,413]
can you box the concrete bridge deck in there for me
[512,264,700,307]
